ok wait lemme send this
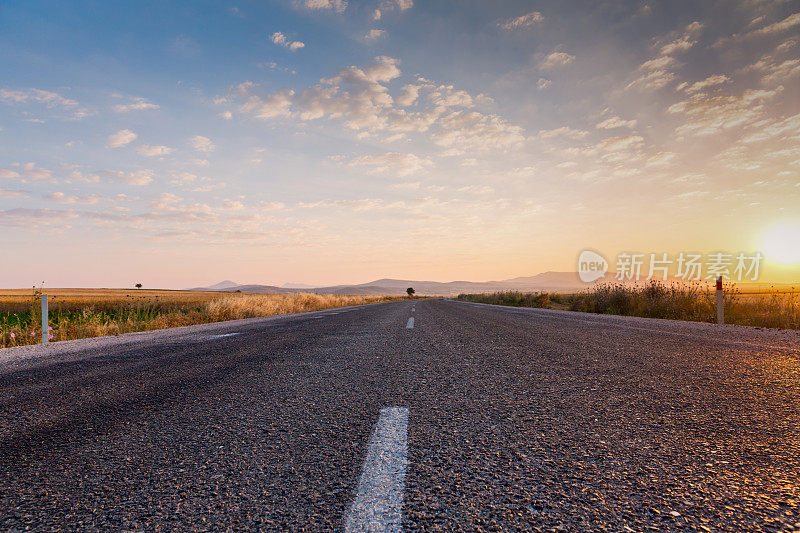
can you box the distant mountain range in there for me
[189,272,631,296]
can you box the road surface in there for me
[0,299,798,531]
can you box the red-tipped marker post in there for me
[715,276,724,325]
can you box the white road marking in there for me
[406,317,414,329]
[345,407,409,533]
[208,333,241,339]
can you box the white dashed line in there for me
[207,333,241,339]
[345,407,409,533]
[406,317,414,329]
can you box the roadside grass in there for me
[0,289,406,348]
[456,281,800,330]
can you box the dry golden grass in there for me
[458,281,800,330]
[0,289,404,348]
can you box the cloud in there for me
[596,116,637,129]
[646,152,676,166]
[171,172,197,185]
[744,54,800,85]
[737,112,800,144]
[66,170,100,183]
[242,89,295,119]
[0,88,77,107]
[22,163,53,180]
[349,152,433,177]
[255,201,286,210]
[626,56,678,91]
[100,169,155,186]
[151,192,183,210]
[270,32,305,51]
[189,135,215,153]
[297,197,425,211]
[639,56,676,71]
[626,69,675,91]
[680,74,731,93]
[458,185,494,194]
[395,84,420,106]
[750,12,800,37]
[0,169,21,179]
[221,199,245,210]
[297,0,347,13]
[379,0,413,13]
[237,56,526,154]
[432,111,526,152]
[428,85,473,107]
[0,87,90,119]
[46,192,100,205]
[136,145,175,157]
[570,135,647,166]
[498,11,544,31]
[668,86,783,137]
[540,50,575,69]
[536,78,551,90]
[107,129,137,148]
[365,29,386,41]
[539,126,589,139]
[659,22,702,55]
[113,96,159,112]
[626,22,702,92]
[0,189,29,199]
[243,56,401,130]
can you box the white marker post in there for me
[41,294,48,344]
[715,276,724,325]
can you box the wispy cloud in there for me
[349,152,433,176]
[113,96,159,113]
[296,0,347,13]
[0,87,90,119]
[189,135,215,153]
[137,145,175,157]
[596,116,637,130]
[498,11,544,31]
[540,49,574,69]
[22,163,54,180]
[365,29,386,41]
[107,129,137,148]
[270,32,305,51]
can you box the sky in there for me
[1,0,799,288]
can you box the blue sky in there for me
[1,0,799,287]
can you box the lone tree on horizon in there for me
[406,287,415,297]
[135,283,142,289]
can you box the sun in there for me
[762,223,800,265]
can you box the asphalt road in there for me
[0,299,798,531]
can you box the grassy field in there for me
[0,288,405,348]
[457,281,800,330]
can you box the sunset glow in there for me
[1,1,798,287]
[763,223,800,265]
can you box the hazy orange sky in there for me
[1,1,799,288]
